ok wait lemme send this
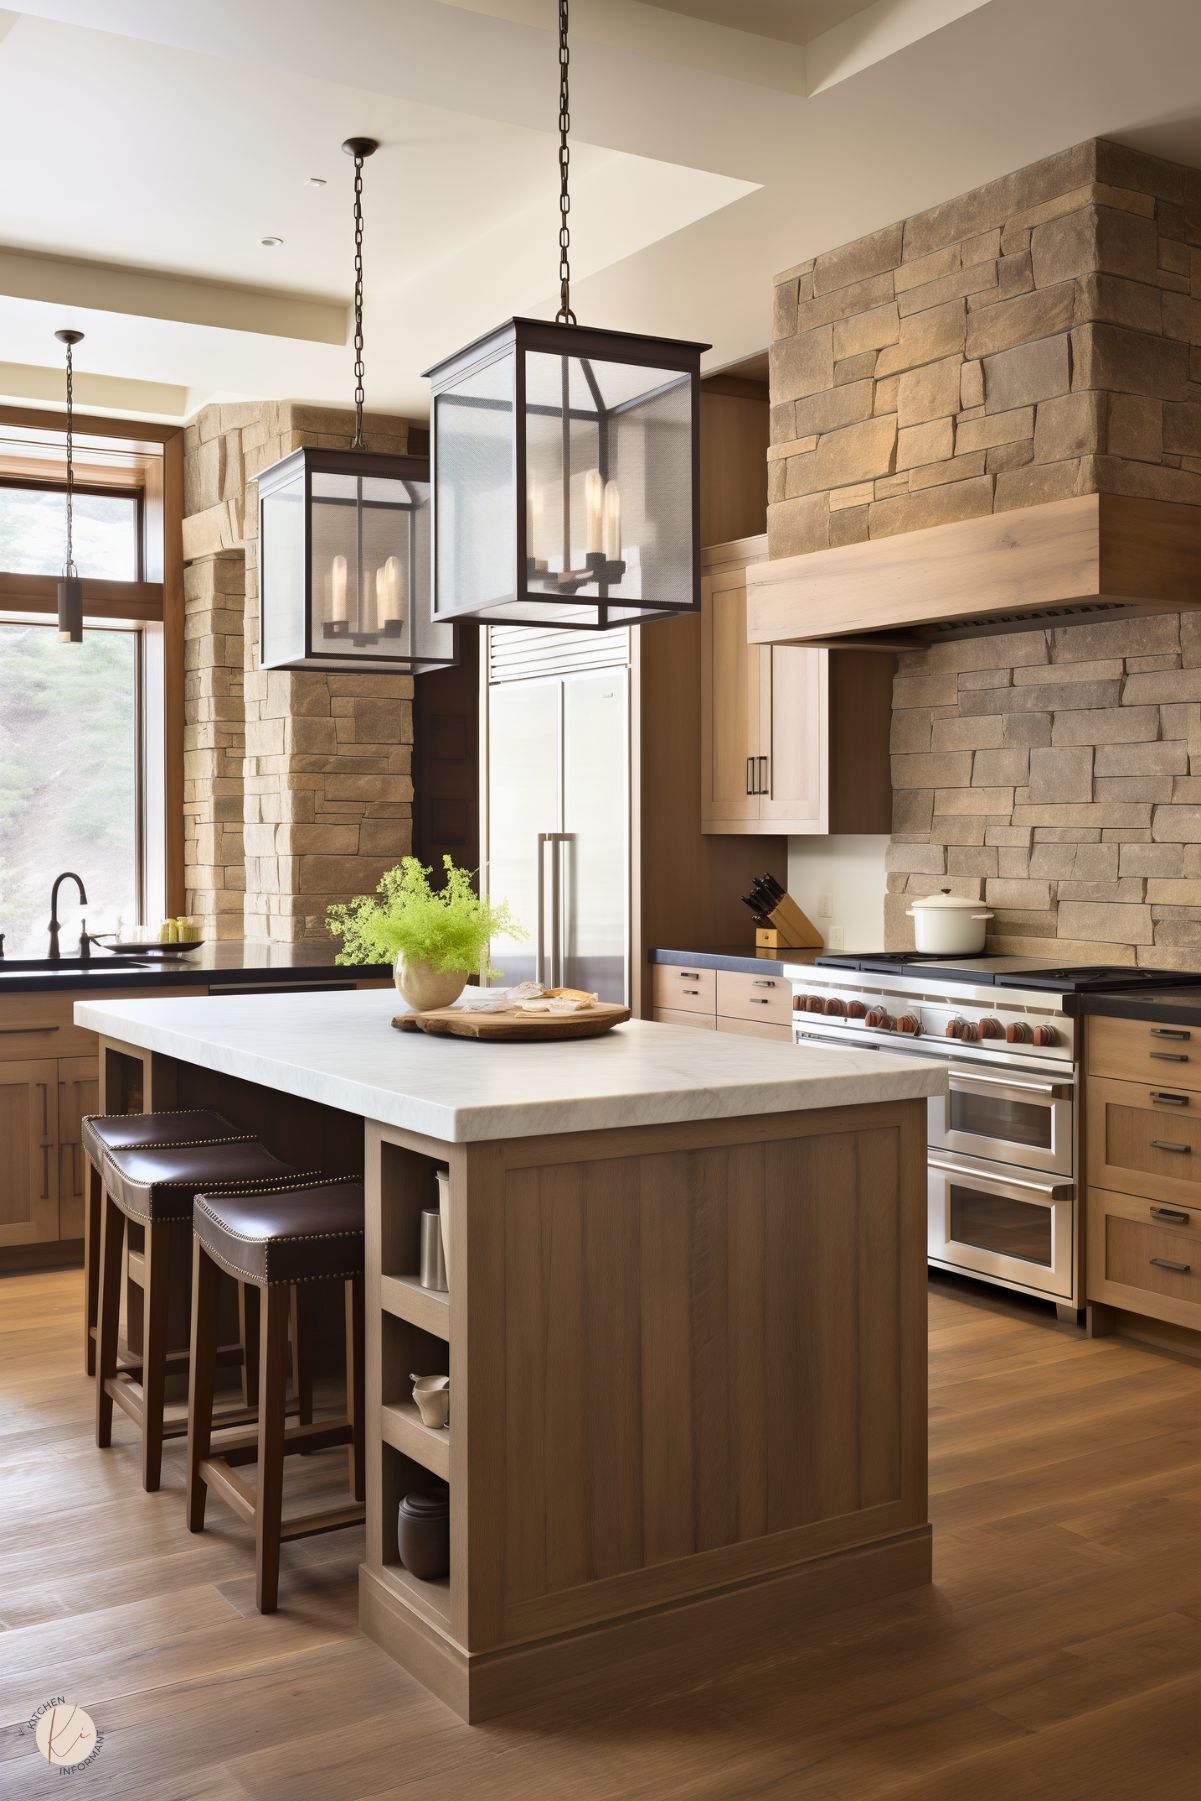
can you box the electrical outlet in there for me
[826,923,845,949]
[817,891,832,918]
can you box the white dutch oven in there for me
[905,889,993,955]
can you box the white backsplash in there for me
[788,835,888,950]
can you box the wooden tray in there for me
[393,1002,631,1042]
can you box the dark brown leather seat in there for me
[81,1107,248,1171]
[194,1178,365,1288]
[102,1140,315,1223]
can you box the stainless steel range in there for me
[787,952,1196,1316]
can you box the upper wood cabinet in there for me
[700,536,892,837]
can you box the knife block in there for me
[754,894,823,951]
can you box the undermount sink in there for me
[0,955,152,974]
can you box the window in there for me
[0,621,141,957]
[0,482,140,580]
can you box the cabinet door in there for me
[700,568,762,828]
[57,1055,99,1241]
[0,1060,59,1247]
[759,645,827,831]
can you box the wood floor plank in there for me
[0,1266,1198,1799]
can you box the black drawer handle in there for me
[1151,1091,1189,1106]
[750,998,771,1006]
[681,987,700,996]
[0,1024,59,1036]
[1151,1027,1191,1040]
[678,972,701,981]
[1150,1257,1191,1274]
[1151,1206,1192,1225]
[1150,1052,1189,1062]
[1151,1140,1191,1154]
[752,979,776,988]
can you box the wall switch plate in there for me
[827,924,845,949]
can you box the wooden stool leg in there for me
[140,1220,171,1493]
[94,1192,124,1448]
[186,1238,221,1533]
[346,1275,365,1505]
[239,1282,260,1409]
[290,1285,314,1453]
[256,1286,290,1614]
[83,1159,102,1376]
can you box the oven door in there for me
[928,1152,1074,1298]
[929,1060,1074,1176]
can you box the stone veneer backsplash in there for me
[887,612,1201,968]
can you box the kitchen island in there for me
[75,987,943,1722]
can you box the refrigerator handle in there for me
[535,833,549,985]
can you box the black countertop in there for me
[1080,985,1201,1027]
[0,941,391,996]
[650,946,823,978]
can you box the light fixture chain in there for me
[555,0,576,325]
[64,340,75,576]
[352,149,366,448]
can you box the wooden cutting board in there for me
[393,1002,631,1041]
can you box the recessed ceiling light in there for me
[304,176,327,189]
[260,235,284,248]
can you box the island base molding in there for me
[361,1524,933,1724]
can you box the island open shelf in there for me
[76,987,942,1724]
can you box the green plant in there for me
[326,856,525,978]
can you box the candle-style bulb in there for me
[584,468,603,557]
[603,480,621,564]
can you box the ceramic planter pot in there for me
[905,890,993,955]
[394,956,468,1011]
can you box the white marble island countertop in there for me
[75,987,945,1143]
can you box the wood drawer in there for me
[651,965,716,1017]
[1087,1014,1201,1091]
[1086,1076,1201,1208]
[715,969,792,1027]
[0,988,196,1061]
[1087,1186,1201,1330]
[716,1015,792,1042]
[653,1007,716,1031]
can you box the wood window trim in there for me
[0,408,185,913]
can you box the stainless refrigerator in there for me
[482,626,630,1002]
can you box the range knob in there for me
[823,996,846,1017]
[865,1009,895,1030]
[847,1000,867,1019]
[1033,1024,1058,1047]
[946,1017,967,1039]
[896,1014,921,1036]
[1006,1021,1033,1045]
[979,1017,1004,1040]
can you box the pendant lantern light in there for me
[56,328,84,645]
[257,139,456,674]
[424,0,708,630]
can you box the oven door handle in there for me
[946,1066,1068,1096]
[927,1157,1074,1199]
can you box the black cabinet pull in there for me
[1151,1026,1191,1040]
[1150,1257,1191,1274]
[746,756,754,796]
[750,997,770,1006]
[758,754,768,794]
[1151,1091,1189,1106]
[1151,1206,1191,1224]
[679,972,701,981]
[1151,1139,1191,1154]
[1150,1051,1189,1062]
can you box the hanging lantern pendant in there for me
[55,328,85,645]
[424,0,707,631]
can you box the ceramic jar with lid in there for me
[397,1485,450,1580]
[905,889,993,955]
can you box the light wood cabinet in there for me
[700,536,892,837]
[57,1054,99,1241]
[0,1059,59,1247]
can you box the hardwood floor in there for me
[1,1268,1198,1799]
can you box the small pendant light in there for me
[424,0,708,630]
[56,328,84,645]
[257,139,457,674]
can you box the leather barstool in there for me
[186,1177,366,1614]
[96,1139,319,1492]
[80,1109,249,1377]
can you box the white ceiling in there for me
[1,0,1201,424]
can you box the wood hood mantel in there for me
[745,494,1201,652]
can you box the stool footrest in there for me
[215,1417,354,1462]
[280,1503,365,1543]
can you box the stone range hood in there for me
[751,138,1201,652]
[746,491,1201,652]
